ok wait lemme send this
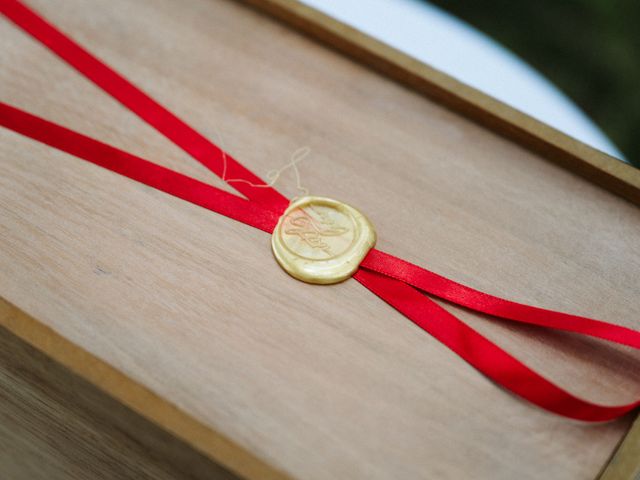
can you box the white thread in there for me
[214,127,310,199]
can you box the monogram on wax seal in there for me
[271,196,376,284]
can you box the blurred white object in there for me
[300,0,624,159]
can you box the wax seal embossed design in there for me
[272,196,376,284]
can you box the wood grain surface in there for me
[1,0,639,479]
[242,0,640,206]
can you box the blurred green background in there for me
[426,0,639,166]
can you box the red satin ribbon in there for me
[2,0,639,422]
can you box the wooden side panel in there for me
[0,311,239,480]
[599,416,640,480]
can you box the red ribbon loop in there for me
[2,0,639,421]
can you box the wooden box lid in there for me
[1,0,639,479]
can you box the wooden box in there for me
[1,0,639,479]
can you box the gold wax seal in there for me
[271,196,376,284]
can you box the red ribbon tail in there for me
[361,249,640,349]
[0,102,280,234]
[354,268,640,422]
[0,0,289,210]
